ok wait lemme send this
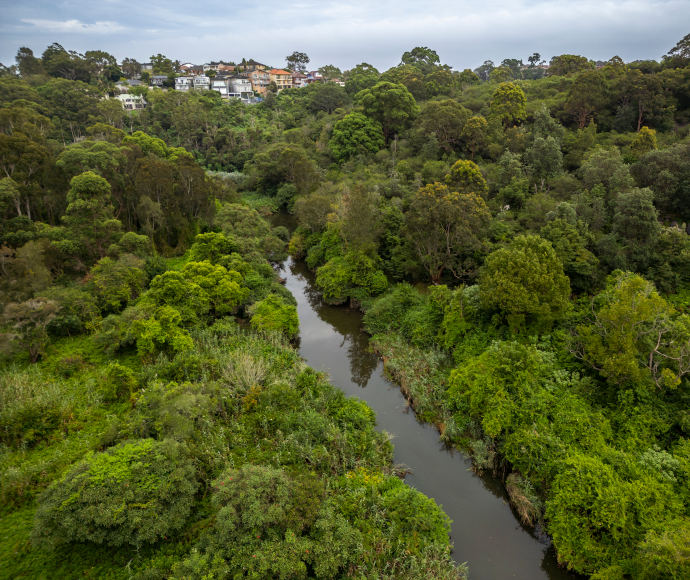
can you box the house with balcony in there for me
[292,72,308,88]
[269,69,293,91]
[248,69,270,95]
[115,94,147,111]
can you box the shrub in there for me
[33,438,198,547]
[249,294,299,339]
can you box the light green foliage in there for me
[354,81,419,142]
[479,234,571,330]
[575,271,690,389]
[133,305,194,358]
[122,130,192,161]
[188,231,239,263]
[489,82,527,127]
[33,439,198,547]
[143,260,248,326]
[636,517,690,579]
[249,294,299,339]
[546,452,682,576]
[329,112,384,161]
[316,250,388,305]
[444,159,489,197]
[448,341,546,439]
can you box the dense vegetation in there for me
[2,35,690,578]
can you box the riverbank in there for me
[281,257,578,580]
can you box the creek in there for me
[280,256,579,580]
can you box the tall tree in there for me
[405,182,490,283]
[355,81,418,143]
[490,82,527,127]
[285,51,310,73]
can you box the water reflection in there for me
[280,256,580,580]
[289,259,378,388]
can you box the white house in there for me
[115,94,147,111]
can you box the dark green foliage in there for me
[33,439,198,547]
[329,112,384,161]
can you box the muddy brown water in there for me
[280,256,579,580]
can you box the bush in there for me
[33,438,198,547]
[249,294,299,339]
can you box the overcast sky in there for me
[1,1,688,72]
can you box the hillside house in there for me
[115,94,147,111]
[269,69,293,91]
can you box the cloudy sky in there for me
[1,1,687,72]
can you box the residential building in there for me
[175,76,194,91]
[306,71,323,84]
[292,72,308,88]
[268,69,293,91]
[193,75,210,90]
[115,94,147,111]
[174,75,210,91]
[248,69,270,95]
[150,75,169,87]
[228,78,254,102]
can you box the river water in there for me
[280,257,578,580]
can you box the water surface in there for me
[281,257,577,580]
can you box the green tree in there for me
[285,51,310,73]
[61,171,122,265]
[318,64,342,80]
[316,250,388,304]
[479,234,571,330]
[33,439,198,547]
[630,126,657,158]
[461,115,488,160]
[611,187,660,270]
[249,294,299,339]
[1,297,57,362]
[355,81,418,142]
[405,183,491,283]
[329,112,384,162]
[489,82,527,127]
[444,160,489,197]
[344,62,380,96]
[565,70,608,128]
[419,100,471,153]
[548,54,593,76]
[400,46,441,73]
[15,47,44,77]
[575,271,690,390]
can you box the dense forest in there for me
[1,35,690,578]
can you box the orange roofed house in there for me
[268,69,293,91]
